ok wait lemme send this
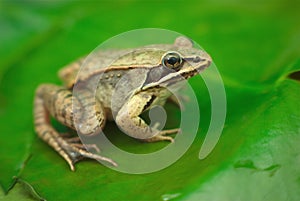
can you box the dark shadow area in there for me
[288,71,300,81]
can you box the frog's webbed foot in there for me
[141,128,180,143]
[57,136,117,171]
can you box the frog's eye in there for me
[162,52,183,69]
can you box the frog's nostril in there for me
[193,56,201,63]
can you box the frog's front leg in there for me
[116,92,180,143]
[34,84,117,171]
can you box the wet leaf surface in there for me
[0,1,299,200]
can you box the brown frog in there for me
[34,37,211,170]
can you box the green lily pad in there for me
[0,1,300,200]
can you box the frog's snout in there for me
[202,51,212,63]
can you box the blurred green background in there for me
[0,0,300,200]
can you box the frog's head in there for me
[140,36,212,89]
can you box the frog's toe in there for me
[160,128,181,136]
[65,136,81,143]
[76,149,118,167]
[58,138,117,171]
[160,136,175,143]
[72,143,101,153]
[142,134,175,143]
[140,128,180,143]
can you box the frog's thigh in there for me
[35,84,76,129]
[34,84,112,170]
[35,84,106,133]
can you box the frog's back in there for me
[58,50,129,89]
[58,42,180,88]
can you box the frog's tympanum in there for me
[34,37,212,170]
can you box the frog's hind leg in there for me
[34,84,117,171]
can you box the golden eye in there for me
[162,52,183,69]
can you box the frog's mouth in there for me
[164,61,211,86]
[180,61,211,79]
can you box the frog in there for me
[34,36,212,171]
